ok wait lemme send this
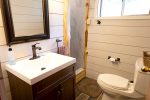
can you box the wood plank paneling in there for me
[88,49,137,65]
[89,9,95,18]
[11,5,42,15]
[14,22,43,30]
[13,15,43,23]
[90,19,150,26]
[88,26,150,38]
[13,22,44,36]
[55,0,64,3]
[0,28,6,45]
[10,0,42,9]
[88,56,135,73]
[14,29,44,37]
[88,42,150,57]
[90,0,95,9]
[50,14,63,26]
[86,69,100,80]
[88,34,150,48]
[9,0,44,37]
[49,0,64,14]
[87,63,133,80]
[50,26,63,38]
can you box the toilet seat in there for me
[97,74,144,98]
[98,74,129,90]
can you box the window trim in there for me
[94,0,150,19]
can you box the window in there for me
[97,0,150,17]
[100,0,122,17]
[124,0,150,15]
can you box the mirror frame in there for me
[1,0,50,45]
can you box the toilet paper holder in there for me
[108,56,120,62]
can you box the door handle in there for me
[57,90,61,100]
[57,90,61,96]
[60,88,64,93]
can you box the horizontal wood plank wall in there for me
[87,0,150,81]
[0,0,64,100]
[10,0,44,36]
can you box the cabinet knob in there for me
[57,90,61,95]
[60,88,64,92]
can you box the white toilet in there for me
[97,58,150,100]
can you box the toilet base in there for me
[102,93,145,100]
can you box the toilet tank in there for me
[134,58,150,95]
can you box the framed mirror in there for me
[1,0,50,45]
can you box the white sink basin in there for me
[5,52,76,85]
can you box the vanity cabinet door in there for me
[61,76,75,100]
[36,86,61,100]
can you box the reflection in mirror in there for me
[10,0,44,37]
[1,0,50,45]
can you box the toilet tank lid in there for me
[98,74,129,90]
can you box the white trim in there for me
[94,0,150,20]
[94,0,100,18]
[95,15,150,20]
[75,68,84,75]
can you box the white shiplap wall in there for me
[87,0,150,81]
[0,0,64,100]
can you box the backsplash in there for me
[0,0,64,100]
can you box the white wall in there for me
[87,0,150,81]
[0,0,64,100]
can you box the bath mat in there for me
[96,92,103,100]
[76,93,89,100]
[76,77,103,98]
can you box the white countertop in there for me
[5,52,76,85]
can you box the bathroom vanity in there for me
[5,52,76,100]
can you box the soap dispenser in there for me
[8,46,16,65]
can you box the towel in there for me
[57,46,69,55]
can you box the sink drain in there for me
[41,67,46,71]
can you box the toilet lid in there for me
[98,74,129,90]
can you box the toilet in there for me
[97,58,150,100]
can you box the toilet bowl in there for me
[97,58,150,100]
[97,74,143,100]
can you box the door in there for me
[36,86,61,100]
[61,77,75,100]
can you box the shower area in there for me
[69,0,86,82]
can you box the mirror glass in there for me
[1,0,49,45]
[10,0,44,37]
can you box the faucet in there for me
[30,43,42,60]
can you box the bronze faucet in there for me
[30,43,42,60]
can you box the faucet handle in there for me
[32,43,39,47]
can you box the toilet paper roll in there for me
[109,58,116,62]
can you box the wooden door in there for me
[61,77,75,100]
[36,86,61,100]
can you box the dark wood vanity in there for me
[7,65,75,100]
